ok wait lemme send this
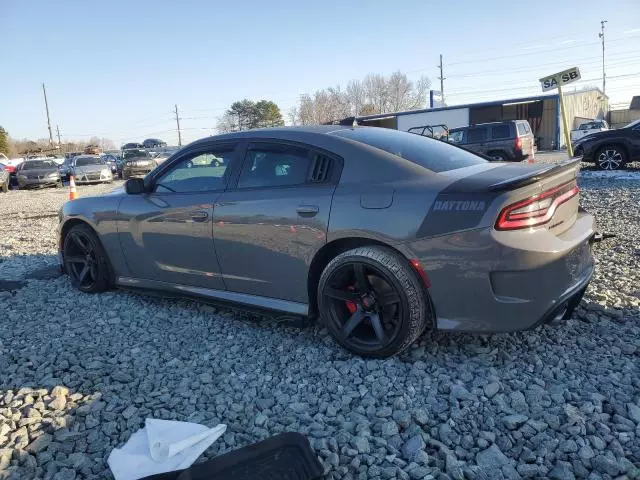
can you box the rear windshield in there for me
[75,157,103,166]
[22,160,56,170]
[333,128,487,172]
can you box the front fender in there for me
[59,195,129,277]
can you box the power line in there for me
[445,34,640,67]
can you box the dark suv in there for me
[447,120,535,161]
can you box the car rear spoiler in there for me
[487,158,581,192]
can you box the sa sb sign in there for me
[540,67,581,92]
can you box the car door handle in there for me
[191,210,209,222]
[297,205,319,217]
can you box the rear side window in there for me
[467,128,487,143]
[332,128,487,172]
[517,122,531,135]
[491,125,511,139]
[238,143,311,189]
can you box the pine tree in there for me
[0,127,9,156]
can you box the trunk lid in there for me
[441,160,581,235]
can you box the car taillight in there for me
[495,181,579,231]
[515,137,523,150]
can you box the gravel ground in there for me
[0,171,639,480]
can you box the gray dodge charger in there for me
[58,126,596,357]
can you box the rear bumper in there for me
[406,212,596,332]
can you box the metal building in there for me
[347,88,608,150]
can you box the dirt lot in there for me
[0,171,639,479]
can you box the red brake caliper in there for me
[345,285,357,314]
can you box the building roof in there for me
[353,87,607,121]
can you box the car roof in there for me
[186,125,351,147]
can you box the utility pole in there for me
[174,104,182,146]
[42,83,54,145]
[56,125,61,146]
[599,20,607,95]
[437,54,445,104]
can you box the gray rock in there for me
[559,439,578,453]
[627,403,640,423]
[26,433,52,453]
[51,386,69,398]
[484,382,500,398]
[517,463,548,478]
[352,436,370,454]
[381,421,399,437]
[549,461,575,480]
[476,444,510,468]
[49,396,66,410]
[53,467,77,480]
[402,436,425,461]
[503,414,528,430]
[591,454,620,476]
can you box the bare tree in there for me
[291,71,432,124]
[346,80,366,116]
[363,74,389,114]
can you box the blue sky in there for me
[2,0,639,146]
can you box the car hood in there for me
[75,165,107,174]
[106,185,126,195]
[20,168,59,176]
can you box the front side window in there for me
[238,143,310,189]
[154,148,234,193]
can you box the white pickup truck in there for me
[570,120,609,143]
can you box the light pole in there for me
[599,20,608,95]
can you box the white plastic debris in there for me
[108,418,227,480]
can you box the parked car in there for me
[122,142,144,150]
[447,120,535,161]
[143,138,167,149]
[0,163,10,192]
[16,159,62,189]
[101,153,119,175]
[70,155,113,184]
[572,119,640,170]
[122,149,156,179]
[570,120,609,144]
[59,126,596,357]
[59,157,73,180]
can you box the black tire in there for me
[63,224,112,293]
[318,246,430,358]
[487,151,508,162]
[596,145,626,170]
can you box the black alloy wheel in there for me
[63,225,111,293]
[319,246,429,357]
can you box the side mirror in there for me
[124,177,147,194]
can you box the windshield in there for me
[124,150,151,159]
[22,160,56,170]
[332,127,487,172]
[75,157,104,166]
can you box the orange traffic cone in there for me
[68,175,78,200]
